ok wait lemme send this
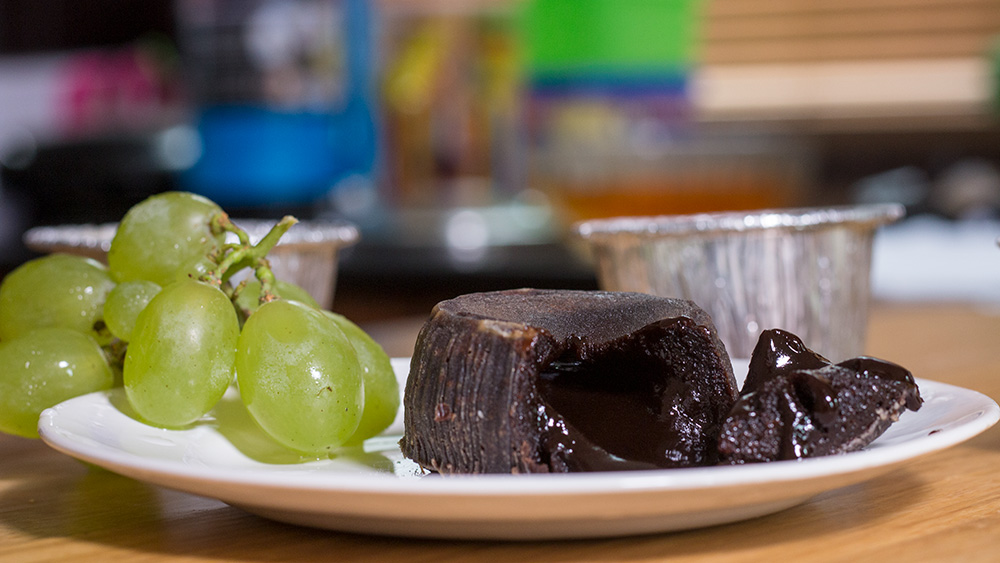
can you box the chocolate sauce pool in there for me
[536,360,675,471]
[535,319,720,471]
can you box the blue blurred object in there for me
[176,0,377,208]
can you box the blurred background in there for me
[1,0,999,321]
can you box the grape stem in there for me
[255,259,279,304]
[202,214,299,306]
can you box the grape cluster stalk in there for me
[0,192,399,456]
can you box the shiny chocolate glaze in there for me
[837,356,924,411]
[719,328,923,464]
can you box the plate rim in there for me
[37,376,1000,498]
[35,365,1000,539]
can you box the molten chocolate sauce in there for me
[536,359,677,472]
[534,319,721,471]
[732,328,922,461]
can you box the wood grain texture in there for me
[2,303,999,562]
[701,0,1000,63]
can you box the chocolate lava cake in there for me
[399,288,738,474]
[717,329,923,464]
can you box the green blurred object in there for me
[518,0,702,175]
[521,0,700,76]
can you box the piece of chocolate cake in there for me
[399,288,738,474]
[717,329,922,464]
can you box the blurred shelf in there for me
[693,57,999,132]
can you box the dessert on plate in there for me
[400,288,738,473]
[400,289,922,474]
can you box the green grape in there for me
[170,254,219,284]
[0,328,114,438]
[324,312,399,445]
[108,191,225,286]
[123,279,239,428]
[0,254,116,341]
[234,279,320,316]
[237,300,363,454]
[103,280,161,342]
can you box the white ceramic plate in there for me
[38,358,999,540]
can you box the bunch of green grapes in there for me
[0,191,399,454]
[0,253,118,437]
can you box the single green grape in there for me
[108,191,225,286]
[234,279,320,316]
[324,312,399,445]
[0,254,116,341]
[103,280,161,342]
[237,300,363,454]
[0,328,115,438]
[123,279,239,428]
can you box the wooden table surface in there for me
[2,302,999,562]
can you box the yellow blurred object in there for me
[383,21,449,114]
[379,5,523,208]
